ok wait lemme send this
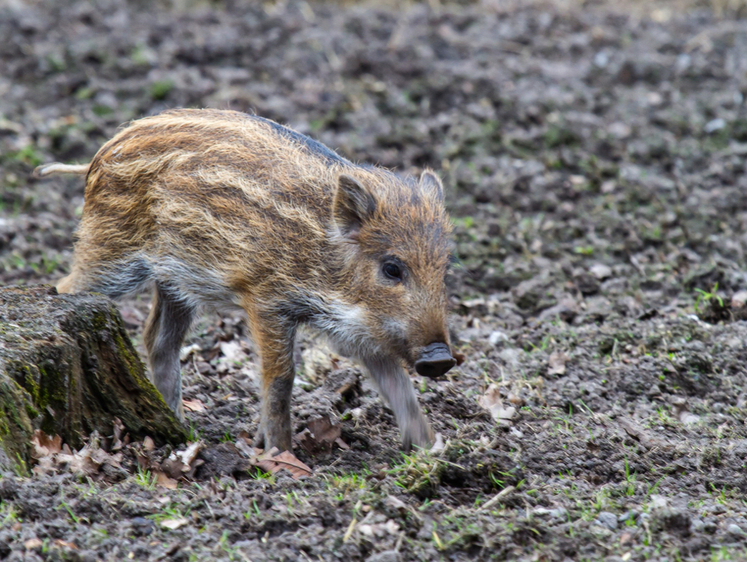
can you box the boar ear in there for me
[334,174,377,240]
[420,170,444,202]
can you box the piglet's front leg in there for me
[363,356,434,451]
[250,314,297,453]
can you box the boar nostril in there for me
[415,342,456,379]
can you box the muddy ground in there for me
[2,0,747,560]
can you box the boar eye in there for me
[382,262,403,281]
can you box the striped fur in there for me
[43,108,453,452]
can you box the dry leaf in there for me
[33,431,125,479]
[119,305,144,329]
[453,351,466,366]
[183,398,206,412]
[478,384,516,423]
[160,517,189,530]
[178,441,204,468]
[256,449,312,479]
[143,436,155,452]
[179,343,201,362]
[24,538,43,550]
[308,417,341,443]
[32,430,62,458]
[156,471,179,489]
[53,539,77,549]
[430,432,446,454]
[219,340,244,363]
[296,416,348,454]
[548,351,568,376]
[111,418,126,451]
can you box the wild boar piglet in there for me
[36,109,457,452]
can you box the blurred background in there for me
[1,0,746,312]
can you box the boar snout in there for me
[415,342,456,379]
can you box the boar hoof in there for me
[253,421,292,454]
[402,419,434,452]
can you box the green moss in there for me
[23,364,40,404]
[0,377,34,472]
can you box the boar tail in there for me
[33,162,90,178]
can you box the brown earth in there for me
[2,0,747,560]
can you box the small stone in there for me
[596,511,618,531]
[574,272,600,295]
[499,348,523,369]
[367,551,400,562]
[131,517,156,536]
[732,290,747,309]
[727,523,745,537]
[679,412,700,425]
[593,51,609,68]
[618,510,638,523]
[488,330,509,346]
[507,392,524,406]
[385,495,407,513]
[704,118,726,133]
[650,495,668,510]
[538,297,578,323]
[195,361,213,375]
[589,263,612,280]
[652,509,691,536]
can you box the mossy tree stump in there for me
[0,286,186,472]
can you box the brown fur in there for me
[41,108,454,452]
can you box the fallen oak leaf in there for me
[183,398,206,413]
[296,415,349,454]
[31,429,62,458]
[256,449,312,479]
[156,471,179,489]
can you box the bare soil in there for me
[2,1,747,560]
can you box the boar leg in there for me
[144,284,194,422]
[251,316,297,453]
[363,356,434,451]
